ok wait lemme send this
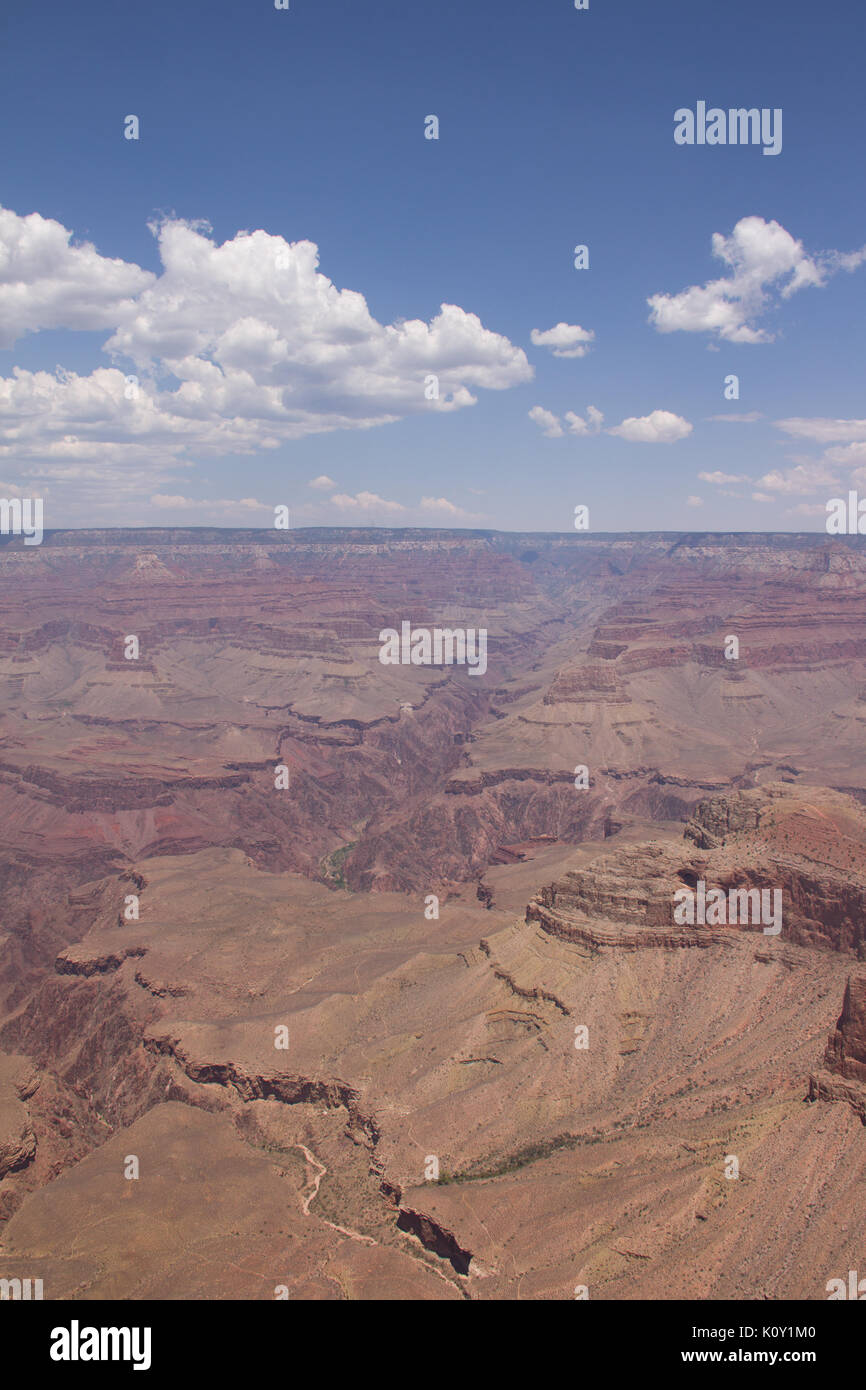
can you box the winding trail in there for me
[293,1142,377,1245]
[291,1142,470,1296]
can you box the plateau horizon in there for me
[0,524,853,542]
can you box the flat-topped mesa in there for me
[526,785,866,954]
[530,845,677,926]
[543,664,627,704]
[524,843,729,949]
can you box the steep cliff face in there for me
[524,785,866,958]
[824,975,866,1084]
[0,1057,37,1179]
[685,793,763,848]
[809,974,866,1123]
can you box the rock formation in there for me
[2,528,866,1298]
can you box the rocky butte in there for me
[0,526,865,1299]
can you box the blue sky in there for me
[1,0,864,532]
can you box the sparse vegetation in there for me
[319,841,358,890]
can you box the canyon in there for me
[0,525,865,1299]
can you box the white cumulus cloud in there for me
[530,323,595,358]
[329,491,407,513]
[150,494,270,514]
[0,207,533,492]
[528,405,564,438]
[648,217,866,344]
[531,404,689,444]
[565,406,604,436]
[755,463,840,495]
[0,207,155,348]
[698,471,749,485]
[419,496,474,518]
[608,410,692,443]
